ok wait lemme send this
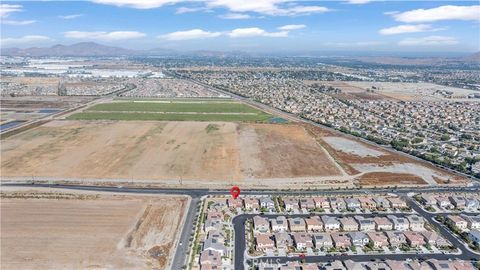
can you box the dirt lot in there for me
[0,188,188,269]
[1,120,343,186]
[1,120,240,181]
[240,124,342,178]
[303,124,467,186]
[356,172,428,186]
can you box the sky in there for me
[1,0,479,53]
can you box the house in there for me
[299,198,316,210]
[303,264,321,270]
[305,216,324,232]
[404,231,426,247]
[207,230,225,243]
[322,216,341,231]
[254,216,271,233]
[460,214,480,230]
[358,197,377,210]
[259,197,275,210]
[331,233,352,249]
[449,196,466,209]
[258,262,278,270]
[324,261,347,270]
[373,197,391,209]
[436,197,453,209]
[408,261,434,270]
[280,262,303,270]
[355,216,376,231]
[367,232,389,248]
[204,237,227,256]
[420,194,436,206]
[468,229,480,246]
[427,259,456,270]
[364,261,391,270]
[421,231,449,247]
[345,198,361,211]
[274,232,292,249]
[227,197,243,209]
[283,198,299,211]
[200,250,222,269]
[374,217,393,231]
[385,231,407,247]
[206,211,223,220]
[271,216,288,232]
[465,198,479,211]
[330,197,346,210]
[349,231,369,247]
[407,215,425,231]
[313,233,333,248]
[344,260,367,270]
[386,260,411,270]
[451,260,476,270]
[255,234,275,251]
[244,197,260,211]
[446,215,468,231]
[209,201,227,210]
[387,215,410,231]
[340,216,359,231]
[313,196,331,209]
[387,197,407,209]
[204,218,223,233]
[288,217,306,232]
[291,232,313,249]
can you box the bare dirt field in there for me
[1,120,240,181]
[303,124,467,186]
[356,172,428,187]
[0,188,188,270]
[1,120,343,186]
[239,124,342,178]
[323,137,385,157]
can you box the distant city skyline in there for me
[1,0,479,53]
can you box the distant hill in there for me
[463,52,480,62]
[1,42,137,57]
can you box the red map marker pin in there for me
[230,186,241,199]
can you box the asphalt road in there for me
[170,196,201,269]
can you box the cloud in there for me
[59,14,83,19]
[398,36,459,46]
[228,27,288,38]
[278,24,306,31]
[345,0,372,4]
[1,35,52,47]
[93,0,331,16]
[379,24,445,35]
[2,19,36,25]
[219,13,252,19]
[159,29,221,40]
[0,4,22,18]
[175,6,210,14]
[393,5,480,23]
[64,31,146,41]
[92,0,184,9]
[206,0,331,16]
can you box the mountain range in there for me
[1,42,479,63]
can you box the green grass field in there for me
[86,101,260,113]
[68,100,279,122]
